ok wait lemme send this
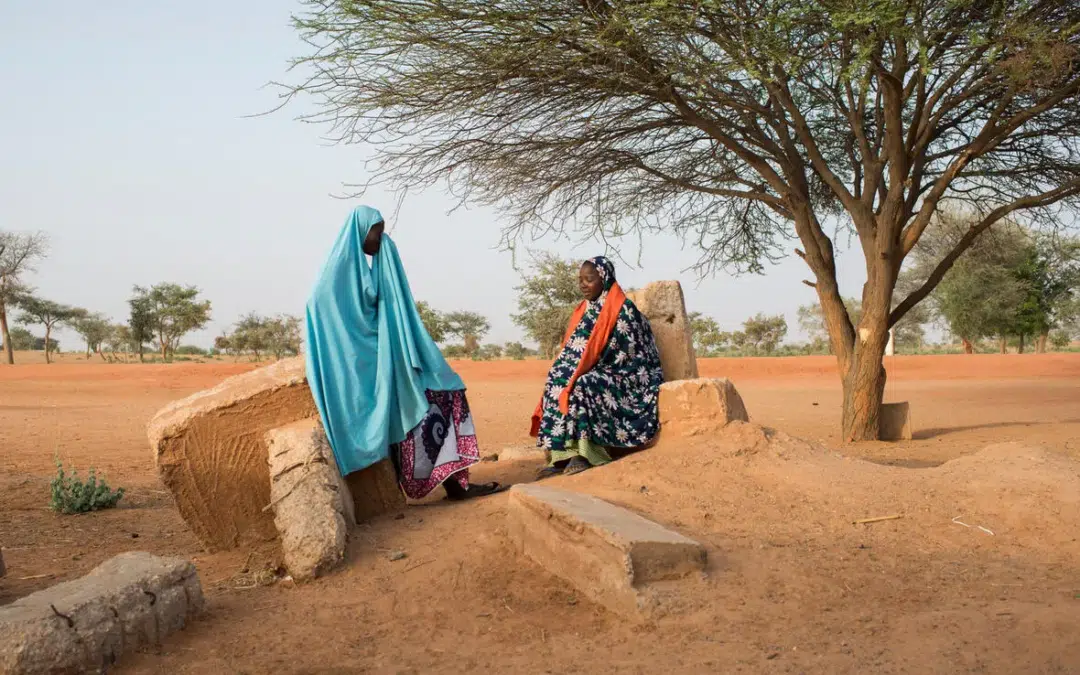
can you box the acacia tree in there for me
[131,284,211,362]
[908,214,1040,352]
[798,298,863,354]
[688,311,731,356]
[231,313,270,361]
[128,293,154,363]
[16,296,85,364]
[1029,233,1080,352]
[0,231,48,365]
[444,311,491,355]
[3,327,37,351]
[416,301,449,343]
[511,253,581,357]
[735,313,788,354]
[106,325,134,362]
[284,0,1080,440]
[891,271,931,352]
[71,313,114,360]
[214,333,233,357]
[505,341,529,360]
[935,255,1027,353]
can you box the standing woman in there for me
[531,256,664,476]
[305,206,504,501]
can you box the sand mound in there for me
[551,422,1080,564]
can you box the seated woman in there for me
[305,205,504,501]
[530,256,664,476]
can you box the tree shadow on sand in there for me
[912,419,1080,441]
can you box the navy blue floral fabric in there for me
[535,257,664,451]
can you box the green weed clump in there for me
[49,460,125,514]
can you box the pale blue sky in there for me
[0,1,869,350]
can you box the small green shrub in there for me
[49,460,125,514]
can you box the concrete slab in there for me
[148,357,317,551]
[265,420,357,581]
[494,445,548,463]
[880,402,913,441]
[659,378,750,436]
[344,457,406,522]
[507,484,706,617]
[0,552,202,675]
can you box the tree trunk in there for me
[1017,334,1025,354]
[161,341,169,362]
[822,272,892,441]
[999,337,1007,354]
[0,304,12,365]
[44,325,52,365]
[841,336,889,441]
[464,334,479,355]
[1036,331,1049,354]
[961,338,974,354]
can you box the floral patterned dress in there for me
[535,258,664,466]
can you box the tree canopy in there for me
[283,0,1080,439]
[735,313,788,354]
[0,326,57,353]
[229,313,303,361]
[688,312,730,356]
[0,231,48,364]
[71,313,114,360]
[444,311,491,355]
[131,284,212,362]
[512,253,582,357]
[416,301,449,343]
[16,295,85,364]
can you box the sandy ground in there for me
[2,353,1080,673]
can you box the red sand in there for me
[2,354,1079,673]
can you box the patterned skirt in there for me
[391,390,480,500]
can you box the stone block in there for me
[495,445,548,463]
[0,552,203,675]
[658,378,750,436]
[507,484,706,617]
[626,282,699,381]
[344,458,406,523]
[880,402,913,441]
[265,420,357,582]
[148,357,317,551]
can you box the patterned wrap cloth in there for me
[531,256,664,466]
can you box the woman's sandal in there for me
[535,465,565,480]
[563,457,592,476]
[446,481,509,501]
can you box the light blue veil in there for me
[304,206,464,476]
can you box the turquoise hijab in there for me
[304,206,465,476]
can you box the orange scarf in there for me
[529,283,627,437]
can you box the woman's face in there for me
[579,262,604,302]
[362,221,385,256]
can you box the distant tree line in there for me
[216,314,302,361]
[3,225,1076,365]
[1,231,217,364]
[791,218,1080,355]
[508,239,1078,359]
